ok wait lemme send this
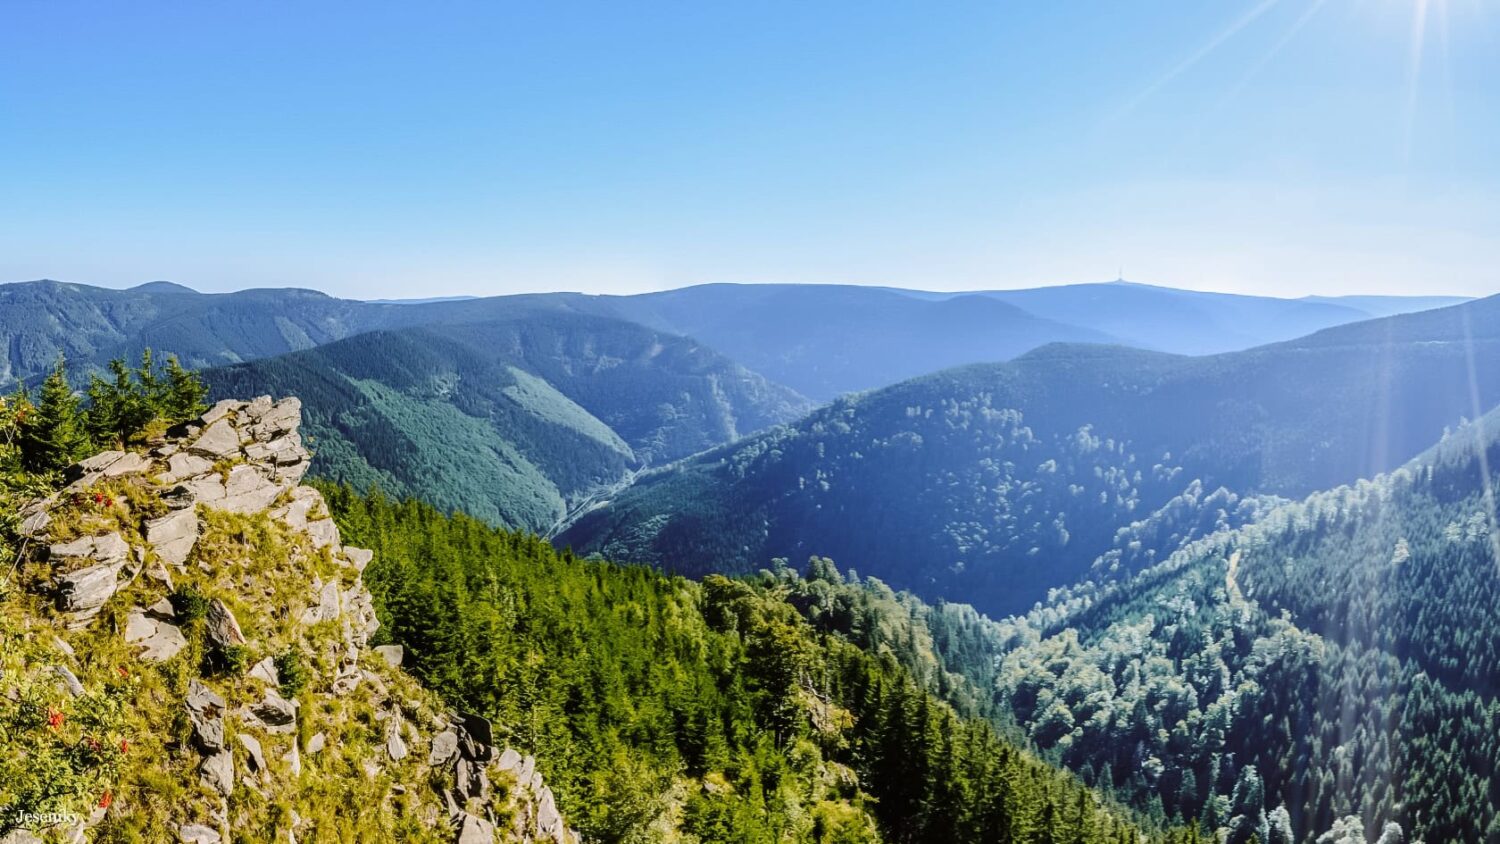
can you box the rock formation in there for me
[1,396,578,844]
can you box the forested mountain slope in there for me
[203,315,810,534]
[327,487,1196,844]
[561,295,1500,616]
[974,404,1500,843]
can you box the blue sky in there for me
[2,1,1497,299]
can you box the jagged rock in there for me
[51,664,85,698]
[305,518,339,550]
[145,560,176,589]
[56,562,121,614]
[201,398,243,426]
[342,546,374,571]
[306,732,326,755]
[162,452,215,484]
[331,666,362,696]
[145,507,200,567]
[429,730,459,767]
[301,577,342,625]
[72,450,127,476]
[189,418,242,460]
[187,681,227,752]
[237,733,267,775]
[136,622,188,663]
[456,813,496,844]
[283,740,302,778]
[205,599,247,649]
[248,657,280,686]
[244,395,275,420]
[102,451,150,477]
[497,747,522,773]
[218,466,284,514]
[200,748,235,797]
[18,506,51,537]
[51,532,130,565]
[245,397,300,442]
[125,609,158,643]
[272,487,321,529]
[174,474,226,508]
[250,689,298,734]
[456,713,494,763]
[177,823,221,844]
[457,757,490,800]
[147,597,177,619]
[2,829,46,844]
[537,786,564,838]
[387,717,409,761]
[375,645,404,667]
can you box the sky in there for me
[2,1,1498,300]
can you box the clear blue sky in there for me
[2,1,1497,299]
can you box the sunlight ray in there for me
[1114,0,1284,119]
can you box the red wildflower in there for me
[119,739,129,754]
[92,492,104,505]
[47,708,64,730]
[88,737,102,752]
[98,791,113,810]
[117,666,129,678]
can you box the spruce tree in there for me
[19,357,88,473]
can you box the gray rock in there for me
[342,546,374,571]
[187,680,227,752]
[217,466,284,514]
[250,689,298,733]
[246,397,300,442]
[386,722,408,762]
[18,506,51,537]
[102,451,150,477]
[374,645,404,667]
[428,729,459,767]
[51,532,129,565]
[200,748,235,797]
[237,733,267,775]
[161,452,215,484]
[145,508,199,567]
[301,577,342,625]
[56,562,121,613]
[51,665,85,698]
[305,518,340,550]
[283,739,302,778]
[496,747,522,773]
[188,419,242,460]
[178,824,220,844]
[2,829,47,844]
[244,395,275,420]
[125,609,158,643]
[147,597,177,619]
[73,450,126,475]
[455,813,496,844]
[200,398,243,426]
[248,657,280,686]
[456,713,494,762]
[306,732,326,755]
[205,599,247,649]
[137,622,188,663]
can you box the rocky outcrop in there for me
[8,395,578,844]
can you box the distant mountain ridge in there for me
[560,294,1500,616]
[203,313,812,533]
[1,278,1465,401]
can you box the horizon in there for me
[4,2,1499,299]
[3,274,1483,304]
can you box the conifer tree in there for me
[18,357,88,473]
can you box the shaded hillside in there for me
[575,283,1118,400]
[561,296,1500,615]
[977,402,1500,843]
[204,316,811,533]
[973,280,1463,356]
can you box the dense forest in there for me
[949,409,1500,843]
[326,486,1201,843]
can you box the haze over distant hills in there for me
[0,277,1467,400]
[561,295,1500,616]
